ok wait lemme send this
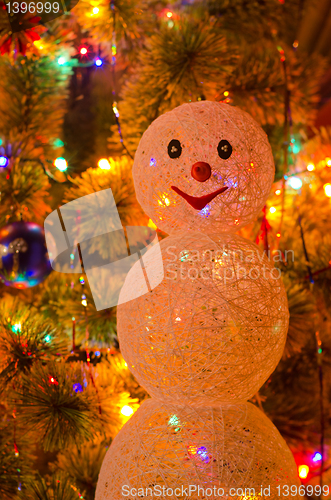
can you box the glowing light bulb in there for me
[166,11,173,17]
[53,157,68,172]
[121,405,134,417]
[224,91,229,97]
[98,158,111,169]
[92,6,99,13]
[298,465,309,479]
[326,157,331,167]
[276,232,281,238]
[95,58,103,66]
[80,47,88,55]
[58,57,66,65]
[307,163,315,171]
[44,334,51,343]
[324,183,331,197]
[81,294,87,307]
[275,189,281,195]
[12,323,22,333]
[288,177,302,190]
[0,155,9,168]
[312,452,322,462]
[269,206,276,214]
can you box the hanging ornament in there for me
[0,221,51,288]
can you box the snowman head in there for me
[133,101,275,234]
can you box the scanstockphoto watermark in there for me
[163,245,294,281]
[122,485,275,497]
[122,484,330,498]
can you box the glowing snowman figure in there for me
[96,102,300,499]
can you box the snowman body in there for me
[96,102,300,499]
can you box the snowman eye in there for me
[217,140,232,160]
[168,139,182,159]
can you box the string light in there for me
[0,155,9,168]
[307,163,315,171]
[57,57,66,65]
[53,157,68,172]
[73,383,83,393]
[324,183,331,197]
[79,276,85,284]
[275,189,281,195]
[326,157,331,167]
[12,323,22,333]
[269,207,276,214]
[166,11,173,17]
[312,452,322,462]
[288,177,302,190]
[81,294,87,307]
[80,47,88,55]
[48,375,59,385]
[92,6,99,13]
[98,158,111,169]
[44,334,51,343]
[224,91,229,97]
[298,465,309,479]
[95,58,103,67]
[121,405,134,417]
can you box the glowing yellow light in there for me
[298,465,309,479]
[293,40,299,48]
[307,163,315,171]
[188,445,197,455]
[34,40,44,49]
[158,194,171,207]
[324,183,331,197]
[166,11,173,17]
[98,158,111,170]
[269,206,276,214]
[224,91,229,97]
[121,405,134,417]
[80,47,88,55]
[276,232,281,238]
[81,299,87,307]
[326,157,331,167]
[275,189,281,195]
[148,219,157,230]
[92,6,99,13]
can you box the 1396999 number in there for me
[277,485,330,496]
[5,2,60,13]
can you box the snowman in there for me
[96,102,300,500]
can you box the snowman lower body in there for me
[96,233,300,499]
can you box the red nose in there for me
[191,162,211,182]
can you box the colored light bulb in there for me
[0,155,9,168]
[80,47,88,55]
[53,157,68,172]
[98,158,111,169]
[121,405,134,416]
[312,452,322,462]
[58,57,66,65]
[307,163,315,171]
[324,183,331,197]
[92,6,99,13]
[298,465,309,479]
[95,58,103,66]
[288,177,302,190]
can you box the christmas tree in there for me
[1,0,331,498]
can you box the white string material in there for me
[117,232,289,404]
[96,400,300,499]
[96,102,299,500]
[133,102,275,234]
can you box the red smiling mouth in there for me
[170,185,229,211]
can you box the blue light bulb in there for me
[95,58,103,67]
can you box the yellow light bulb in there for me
[269,206,276,214]
[92,6,99,14]
[307,163,315,171]
[298,465,309,479]
[324,183,331,197]
[275,189,281,196]
[98,158,111,170]
[166,11,173,18]
[121,405,134,417]
[224,91,229,97]
[326,157,331,167]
